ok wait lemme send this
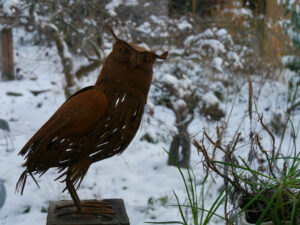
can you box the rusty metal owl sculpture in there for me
[16,30,168,216]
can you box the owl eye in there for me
[144,55,153,62]
[118,47,129,54]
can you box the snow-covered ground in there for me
[0,26,299,225]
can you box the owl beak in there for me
[155,51,168,60]
[130,53,140,69]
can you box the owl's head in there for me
[97,29,168,95]
[109,29,168,72]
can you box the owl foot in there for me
[56,201,115,217]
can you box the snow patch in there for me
[2,0,20,15]
[172,99,187,111]
[200,40,226,54]
[105,0,122,16]
[203,92,220,105]
[137,22,152,34]
[212,57,223,72]
[177,20,192,30]
[160,74,179,86]
[216,28,227,37]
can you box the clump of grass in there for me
[147,150,227,225]
[194,114,300,224]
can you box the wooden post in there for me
[192,0,197,14]
[1,27,14,80]
[47,199,130,225]
[264,0,289,63]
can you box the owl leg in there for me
[56,177,115,217]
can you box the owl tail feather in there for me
[16,170,40,195]
[16,170,27,195]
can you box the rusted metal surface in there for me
[16,31,168,216]
[47,199,130,225]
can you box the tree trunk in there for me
[168,134,180,165]
[253,0,266,58]
[168,127,191,168]
[168,0,189,16]
[1,28,14,80]
[47,25,79,98]
[192,0,197,14]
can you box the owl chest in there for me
[106,90,144,130]
[90,89,145,159]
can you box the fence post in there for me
[0,27,14,80]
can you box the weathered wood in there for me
[47,199,130,225]
[1,28,14,80]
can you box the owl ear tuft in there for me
[155,51,168,60]
[107,26,122,42]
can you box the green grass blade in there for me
[173,190,188,225]
[203,188,226,224]
[256,188,280,224]
[214,160,277,182]
[289,198,297,225]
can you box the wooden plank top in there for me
[47,199,130,225]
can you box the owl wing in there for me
[19,86,108,156]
